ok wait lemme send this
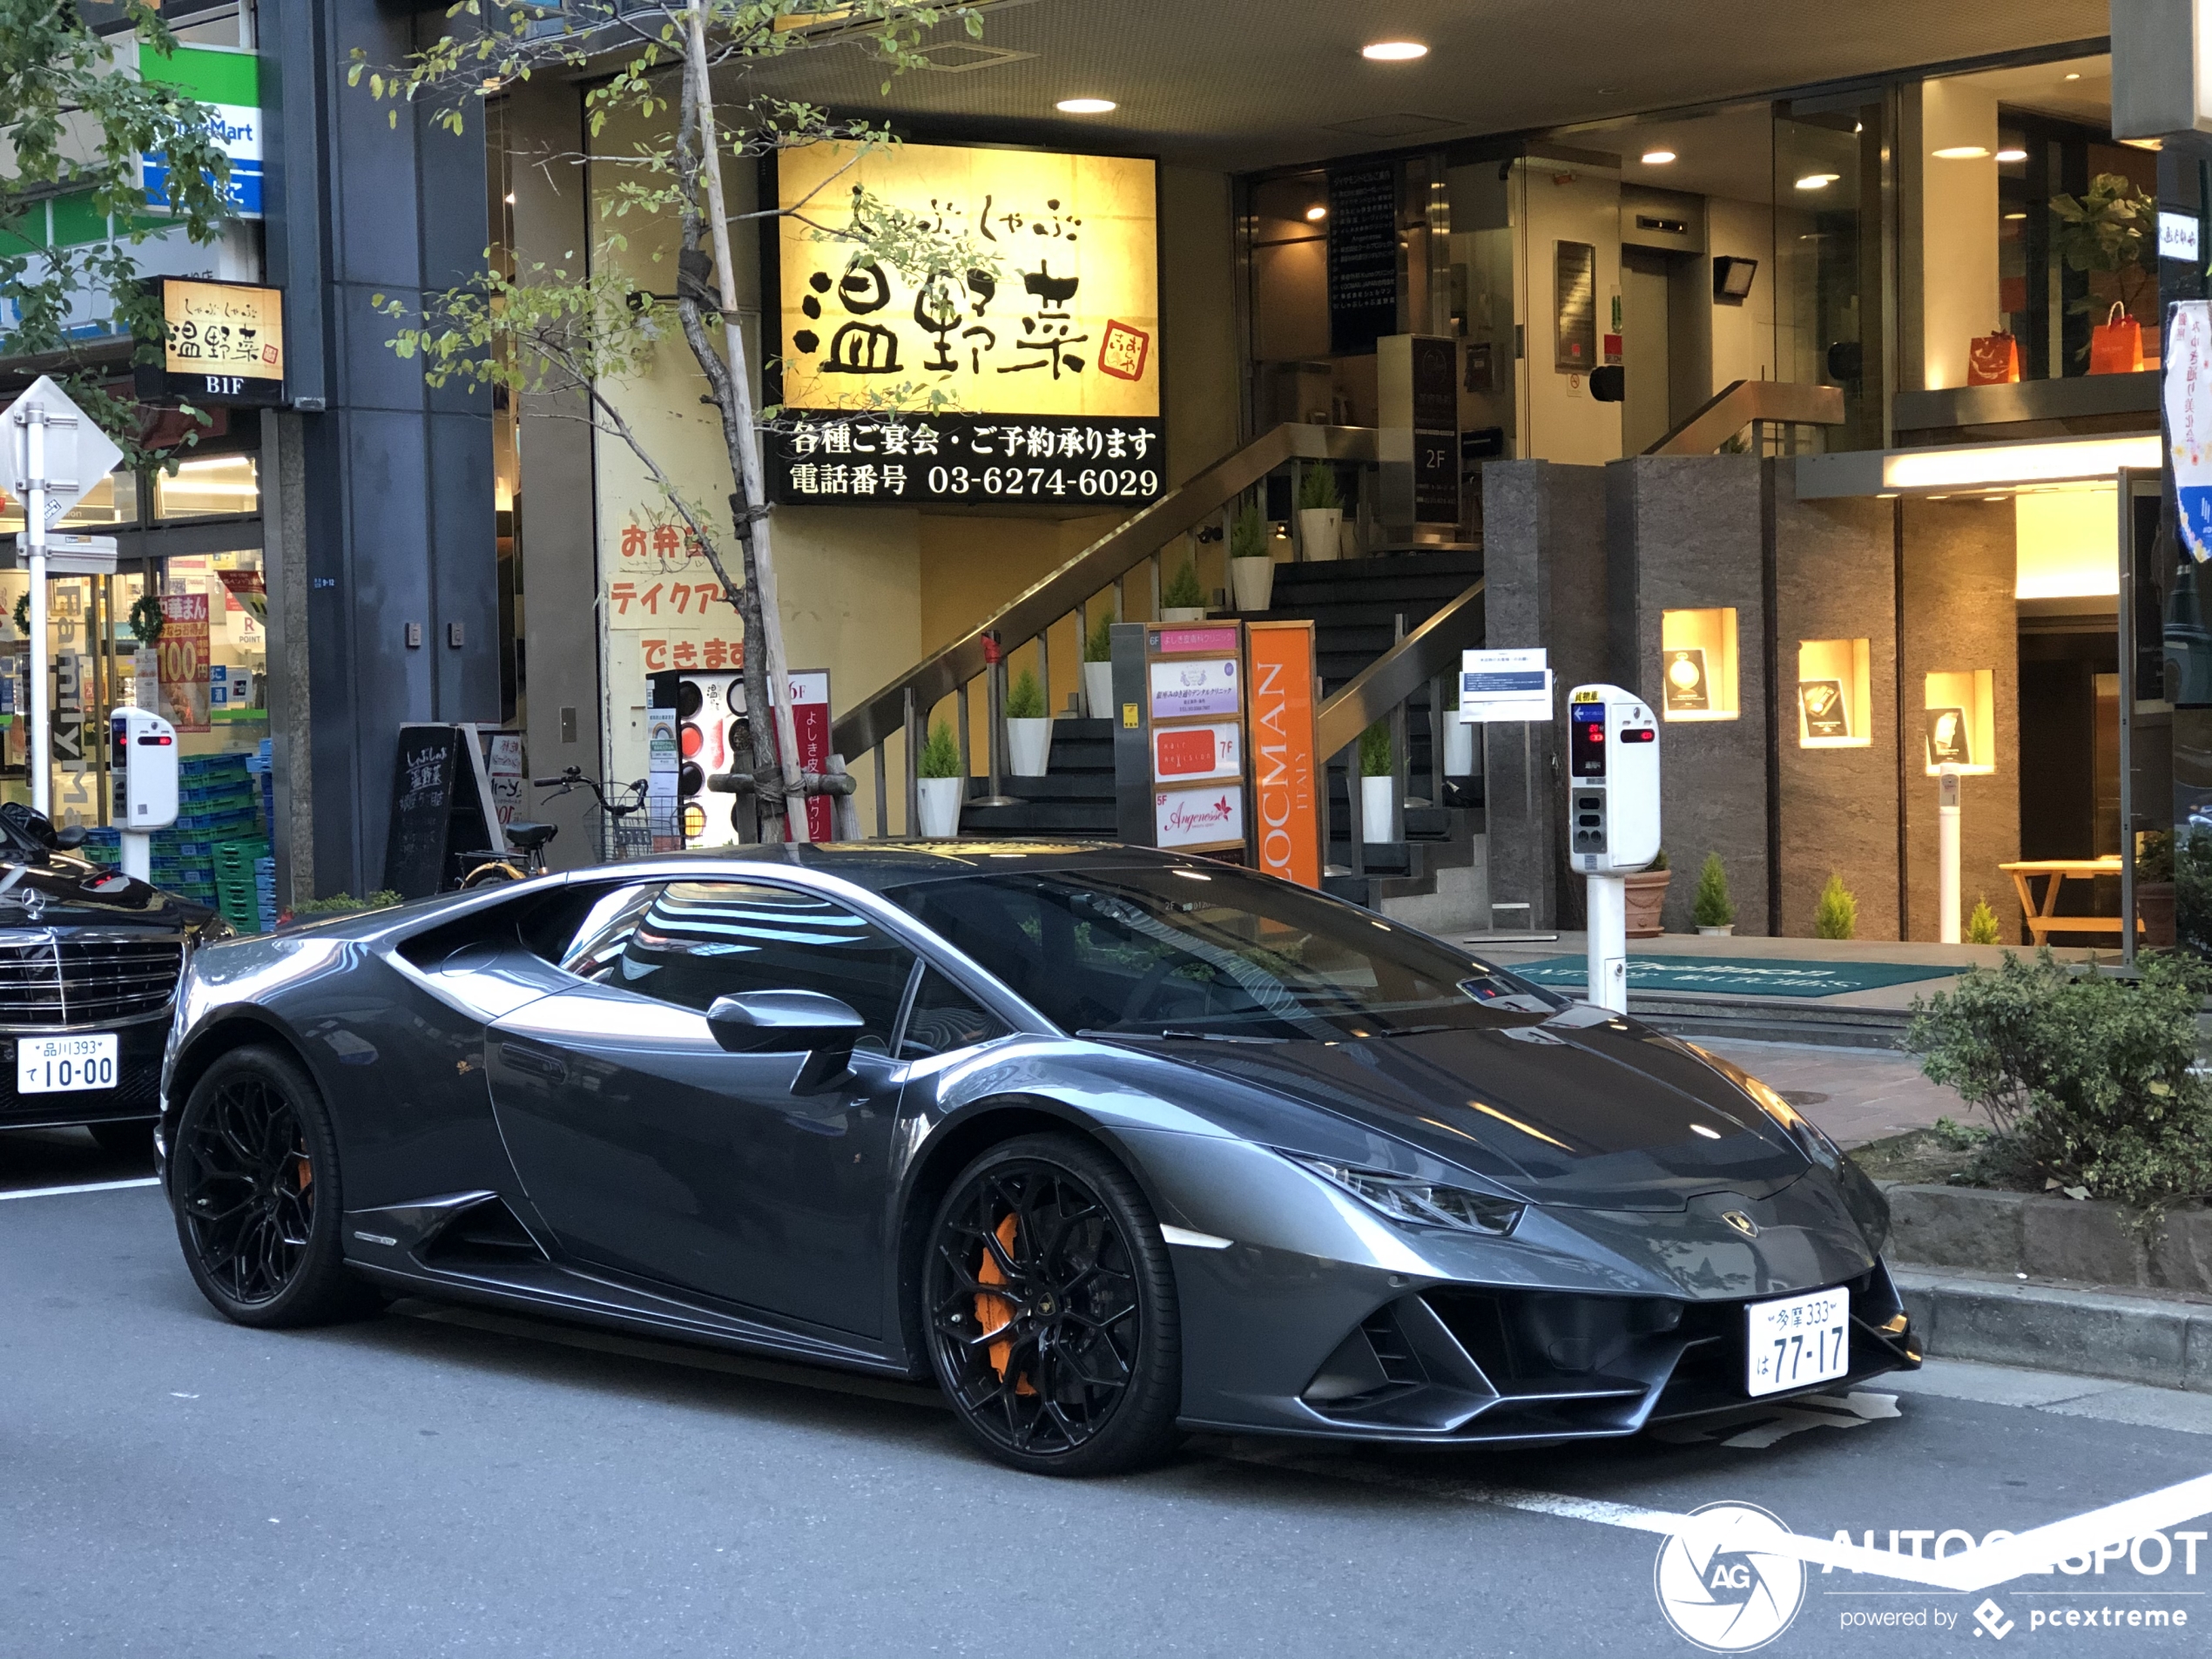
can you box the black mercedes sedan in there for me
[0,803,217,1155]
[158,842,1919,1475]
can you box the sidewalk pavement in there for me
[1695,1037,1981,1149]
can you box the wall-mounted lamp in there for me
[1713,256,1758,303]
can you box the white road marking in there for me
[0,1176,158,1201]
[1233,1447,2212,1594]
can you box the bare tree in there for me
[358,1,994,840]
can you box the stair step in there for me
[966,775,1118,804]
[960,800,1121,833]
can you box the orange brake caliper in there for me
[974,1214,1035,1395]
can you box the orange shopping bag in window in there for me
[1967,331,2020,385]
[2089,301,2143,374]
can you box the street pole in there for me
[25,407,48,818]
[1586,872,1627,1014]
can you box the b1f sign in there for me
[1459,648,1554,724]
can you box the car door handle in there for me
[499,1042,567,1083]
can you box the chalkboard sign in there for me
[382,725,502,898]
[1327,165,1399,355]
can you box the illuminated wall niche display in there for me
[1658,608,1739,721]
[1797,638,1871,748]
[1923,669,1995,776]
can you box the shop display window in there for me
[1659,607,1740,721]
[154,453,259,520]
[1796,638,1871,748]
[1923,669,1995,776]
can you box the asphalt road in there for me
[3,1131,2209,1658]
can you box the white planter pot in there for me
[1082,660,1115,721]
[1361,774,1395,843]
[916,776,964,839]
[1007,717,1053,778]
[1696,923,1735,937]
[1443,711,1475,776]
[1298,507,1343,562]
[1230,555,1276,612]
[1160,606,1208,623]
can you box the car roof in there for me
[671,840,1209,894]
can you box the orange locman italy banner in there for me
[1247,622,1319,887]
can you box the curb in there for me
[1634,994,1910,1050]
[1892,1265,2212,1393]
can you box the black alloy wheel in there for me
[171,1046,378,1329]
[924,1134,1181,1476]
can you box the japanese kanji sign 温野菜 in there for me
[772,141,1159,509]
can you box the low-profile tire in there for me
[86,1118,153,1158]
[923,1132,1181,1477]
[170,1045,379,1329]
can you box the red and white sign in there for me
[1155,784,1244,850]
[785,670,834,843]
[1151,720,1241,784]
[157,592,211,733]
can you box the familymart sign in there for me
[138,44,262,219]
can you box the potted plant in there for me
[1693,852,1735,936]
[1082,607,1116,721]
[1624,847,1669,938]
[1298,462,1344,563]
[2137,828,2176,949]
[1359,720,1394,842]
[1228,502,1275,612]
[1004,666,1052,778]
[1965,894,2003,946]
[915,718,963,838]
[1814,873,1857,940]
[1160,554,1208,623]
[2049,172,2155,371]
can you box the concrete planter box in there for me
[1884,1181,2212,1294]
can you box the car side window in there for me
[900,968,1014,1059]
[563,880,915,1052]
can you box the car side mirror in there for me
[706,989,864,1091]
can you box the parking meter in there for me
[1566,685,1661,1011]
[110,705,178,881]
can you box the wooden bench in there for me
[1999,857,2137,942]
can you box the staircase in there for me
[962,548,1487,924]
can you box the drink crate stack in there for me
[152,754,260,912]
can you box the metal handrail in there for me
[1642,378,1845,456]
[1314,578,1486,761]
[830,422,1379,765]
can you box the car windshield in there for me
[886,863,1563,1040]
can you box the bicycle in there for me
[453,767,650,888]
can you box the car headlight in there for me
[1287,1155,1524,1236]
[1684,1042,1842,1169]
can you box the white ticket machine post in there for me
[1937,764,1962,945]
[1566,685,1662,1014]
[110,705,179,881]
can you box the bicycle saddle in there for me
[504,821,558,853]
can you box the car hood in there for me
[1151,1008,1812,1211]
[0,854,204,933]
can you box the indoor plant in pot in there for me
[1441,681,1475,779]
[1228,502,1275,612]
[1297,462,1343,563]
[1082,607,1116,720]
[1359,721,1394,842]
[1004,666,1052,778]
[2138,828,2176,949]
[1693,852,1736,936]
[1160,555,1208,623]
[915,718,964,838]
[1623,847,1669,938]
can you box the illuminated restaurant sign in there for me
[771,140,1160,509]
[135,278,286,406]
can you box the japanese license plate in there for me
[1745,1286,1851,1397]
[17,1033,119,1095]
